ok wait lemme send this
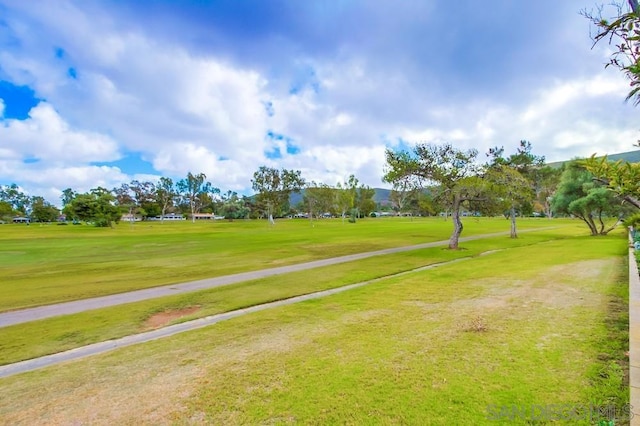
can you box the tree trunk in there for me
[448,197,463,249]
[584,214,598,236]
[601,219,622,235]
[597,210,621,235]
[267,204,275,225]
[575,213,598,236]
[510,205,518,239]
[625,195,640,210]
[161,203,168,224]
[544,198,552,219]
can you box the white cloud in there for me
[0,102,121,165]
[521,74,628,123]
[0,0,639,205]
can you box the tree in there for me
[0,184,31,215]
[30,196,59,222]
[551,163,625,235]
[303,182,336,219]
[251,166,305,224]
[484,165,534,238]
[0,201,14,221]
[155,177,176,223]
[129,180,157,218]
[336,175,359,223]
[534,166,563,218]
[63,188,120,227]
[219,191,249,221]
[60,188,77,208]
[389,175,420,216]
[113,183,135,208]
[384,143,487,249]
[486,141,544,238]
[582,155,640,209]
[583,0,640,104]
[356,184,376,218]
[112,183,136,221]
[177,172,217,223]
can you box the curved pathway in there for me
[0,229,551,328]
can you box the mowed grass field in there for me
[0,218,630,424]
[0,216,557,311]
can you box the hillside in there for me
[547,149,640,168]
[290,188,393,208]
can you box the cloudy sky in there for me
[0,0,638,204]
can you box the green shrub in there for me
[623,212,640,229]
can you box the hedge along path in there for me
[0,251,484,379]
[0,229,553,328]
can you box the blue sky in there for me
[0,0,637,204]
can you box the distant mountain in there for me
[605,150,640,163]
[373,188,392,204]
[289,187,394,208]
[547,149,640,168]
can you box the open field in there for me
[0,226,580,366]
[0,217,562,311]
[0,223,629,424]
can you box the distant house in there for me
[12,217,30,223]
[121,213,142,222]
[370,211,394,218]
[148,213,185,221]
[186,213,226,221]
[191,213,214,220]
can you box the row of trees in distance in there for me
[0,140,640,248]
[0,167,381,227]
[1,140,637,246]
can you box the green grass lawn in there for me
[0,217,563,311]
[0,227,580,366]
[0,224,629,424]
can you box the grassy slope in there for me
[0,227,629,425]
[0,217,556,311]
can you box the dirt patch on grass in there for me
[143,306,201,329]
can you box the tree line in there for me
[0,167,379,227]
[1,143,637,244]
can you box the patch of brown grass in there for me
[143,306,201,330]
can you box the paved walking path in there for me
[0,230,545,328]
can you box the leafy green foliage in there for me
[218,191,249,220]
[63,189,121,227]
[583,1,640,104]
[303,182,336,218]
[623,211,640,227]
[30,196,59,222]
[551,163,625,235]
[583,154,640,209]
[384,143,486,248]
[485,141,545,238]
[0,183,30,215]
[251,166,305,220]
[176,172,219,222]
